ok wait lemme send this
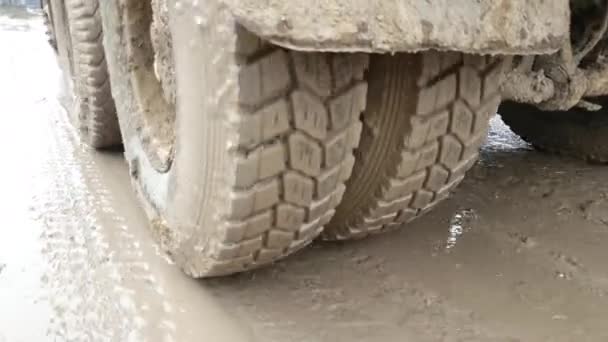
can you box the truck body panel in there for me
[228,0,570,54]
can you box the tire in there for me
[326,52,505,240]
[64,0,121,148]
[499,99,608,163]
[99,0,368,277]
[42,0,58,51]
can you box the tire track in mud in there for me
[2,11,248,342]
[206,245,518,342]
[34,103,176,341]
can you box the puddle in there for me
[446,208,477,250]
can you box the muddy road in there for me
[2,7,608,342]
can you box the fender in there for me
[227,0,570,55]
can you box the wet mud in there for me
[2,6,608,342]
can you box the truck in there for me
[42,0,604,277]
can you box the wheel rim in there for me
[123,0,175,172]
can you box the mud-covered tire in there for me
[326,52,505,240]
[499,100,608,163]
[42,0,57,51]
[99,0,368,277]
[65,0,121,148]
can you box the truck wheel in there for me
[65,0,121,148]
[99,0,368,277]
[499,100,608,162]
[326,52,505,240]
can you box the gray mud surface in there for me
[2,7,608,342]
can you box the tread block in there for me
[397,150,420,179]
[339,154,356,181]
[417,52,440,87]
[436,73,458,110]
[229,179,280,220]
[382,170,427,201]
[459,66,482,108]
[425,165,450,191]
[482,60,504,98]
[223,209,273,242]
[451,101,475,141]
[440,52,463,71]
[291,52,332,97]
[416,80,438,116]
[416,73,457,115]
[214,236,263,259]
[411,189,434,209]
[288,132,323,177]
[317,165,341,198]
[298,214,327,240]
[256,248,284,264]
[325,131,348,168]
[426,110,450,142]
[239,236,265,257]
[283,171,315,207]
[235,143,285,188]
[243,210,274,239]
[266,230,294,249]
[395,208,417,223]
[439,135,464,168]
[291,90,329,140]
[330,184,346,209]
[308,194,333,222]
[474,94,501,133]
[415,141,440,171]
[406,116,431,149]
[331,53,370,89]
[329,82,368,130]
[276,203,307,232]
[368,195,412,218]
[238,99,290,147]
[363,212,398,227]
[347,121,363,149]
[210,255,253,275]
[240,49,291,108]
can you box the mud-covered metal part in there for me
[227,0,569,55]
[501,57,556,104]
[573,0,608,64]
[584,62,608,96]
[534,46,591,111]
[502,0,608,110]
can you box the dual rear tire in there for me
[62,0,506,277]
